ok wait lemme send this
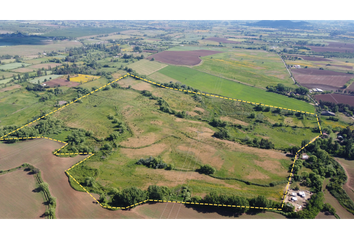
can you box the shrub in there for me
[197,164,216,175]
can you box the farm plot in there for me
[28,63,62,70]
[158,65,315,113]
[0,169,45,219]
[45,78,80,88]
[70,74,100,83]
[313,94,354,107]
[0,62,30,70]
[127,59,167,75]
[194,50,292,88]
[146,50,222,66]
[0,140,133,219]
[292,68,354,91]
[307,42,354,53]
[29,74,62,84]
[205,37,242,44]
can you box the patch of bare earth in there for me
[120,143,167,158]
[112,73,122,79]
[177,143,223,169]
[220,116,249,126]
[175,118,202,124]
[194,107,205,113]
[131,82,152,91]
[0,84,21,92]
[120,132,157,148]
[137,168,241,190]
[244,170,270,180]
[151,120,163,125]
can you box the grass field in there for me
[0,63,30,70]
[158,65,315,113]
[128,59,167,75]
[194,50,293,89]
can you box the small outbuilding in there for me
[321,111,336,116]
[298,191,306,198]
[301,153,309,160]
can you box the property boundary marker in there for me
[0,72,323,213]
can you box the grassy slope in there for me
[158,65,314,113]
[128,59,167,75]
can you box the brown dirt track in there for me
[205,37,241,44]
[45,78,80,88]
[146,50,222,66]
[314,94,354,107]
[292,68,354,90]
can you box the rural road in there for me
[278,53,318,106]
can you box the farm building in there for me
[298,191,306,198]
[321,111,336,116]
[301,153,309,160]
[291,197,298,201]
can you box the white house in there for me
[298,191,306,198]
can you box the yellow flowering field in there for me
[70,74,100,83]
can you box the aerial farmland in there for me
[0,19,354,225]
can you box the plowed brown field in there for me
[146,50,222,66]
[45,78,80,87]
[314,94,354,106]
[292,68,353,90]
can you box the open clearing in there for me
[128,59,167,75]
[146,50,222,66]
[0,169,45,219]
[0,62,30,70]
[205,37,241,44]
[27,63,62,69]
[335,158,354,202]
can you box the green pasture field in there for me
[0,63,30,70]
[128,59,167,75]
[0,78,13,84]
[0,72,17,79]
[158,65,315,113]
[194,50,293,89]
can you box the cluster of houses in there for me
[290,191,306,202]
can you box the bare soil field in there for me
[300,56,330,61]
[292,68,353,90]
[307,42,354,53]
[131,202,287,219]
[315,212,336,219]
[323,190,354,219]
[331,64,353,69]
[314,94,354,107]
[0,84,21,92]
[28,63,62,69]
[0,140,141,219]
[143,50,158,53]
[205,37,241,44]
[11,68,33,73]
[0,170,45,219]
[45,78,80,88]
[146,50,222,66]
[335,158,354,202]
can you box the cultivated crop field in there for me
[146,50,222,66]
[128,59,167,75]
[0,62,30,70]
[314,94,354,107]
[70,74,100,83]
[158,65,315,113]
[0,169,45,219]
[194,50,292,88]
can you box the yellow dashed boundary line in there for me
[0,73,324,212]
[127,73,316,116]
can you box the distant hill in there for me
[247,20,312,29]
